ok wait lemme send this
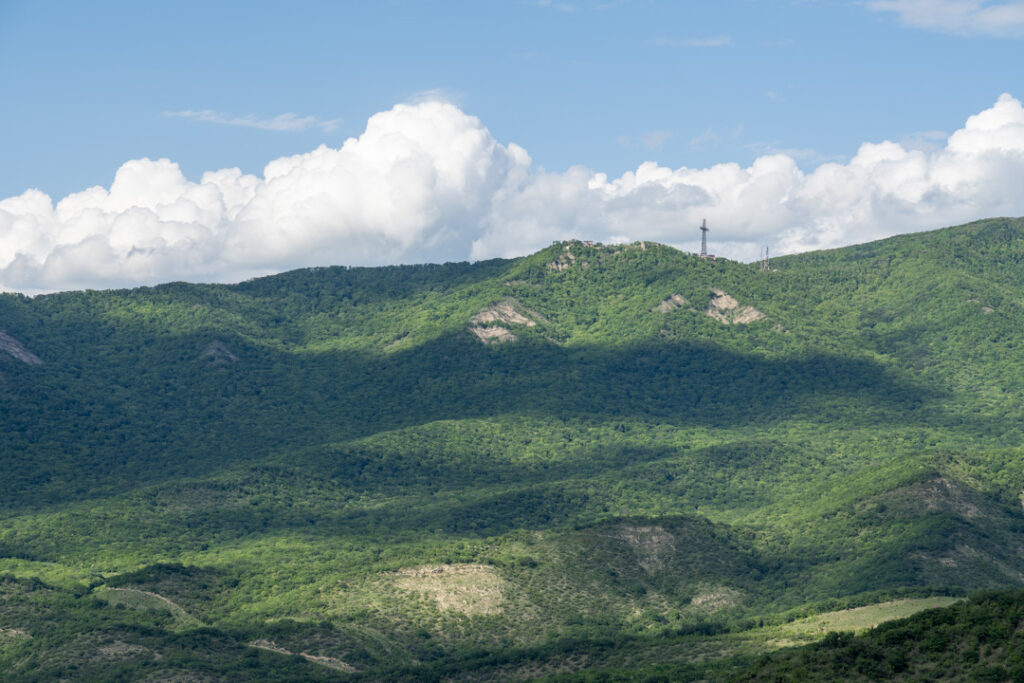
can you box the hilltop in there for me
[2,217,1024,680]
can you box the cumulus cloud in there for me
[166,109,341,132]
[2,94,1024,293]
[866,0,1024,38]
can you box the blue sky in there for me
[1,0,1023,292]
[3,0,1020,199]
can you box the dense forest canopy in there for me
[2,217,1024,680]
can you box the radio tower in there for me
[700,219,709,257]
[761,246,770,271]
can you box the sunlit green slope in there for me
[2,217,1024,680]
[735,590,1024,681]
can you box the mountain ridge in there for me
[2,217,1024,680]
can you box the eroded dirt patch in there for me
[393,563,507,616]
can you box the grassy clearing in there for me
[777,596,964,638]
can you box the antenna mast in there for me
[761,246,770,271]
[700,219,709,257]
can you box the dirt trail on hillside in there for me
[100,587,200,624]
[250,640,357,672]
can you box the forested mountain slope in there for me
[2,217,1024,680]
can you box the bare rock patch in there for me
[0,331,42,365]
[653,294,691,313]
[547,245,577,271]
[471,300,537,327]
[199,340,239,363]
[470,326,518,343]
[469,298,539,343]
[706,289,765,325]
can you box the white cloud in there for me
[2,94,1024,293]
[865,0,1024,37]
[166,109,341,133]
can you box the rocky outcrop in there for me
[547,247,577,272]
[0,331,42,365]
[653,294,691,313]
[471,300,537,327]
[199,340,239,363]
[705,289,765,325]
[469,299,538,344]
[470,326,518,343]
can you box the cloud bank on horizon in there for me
[2,94,1024,294]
